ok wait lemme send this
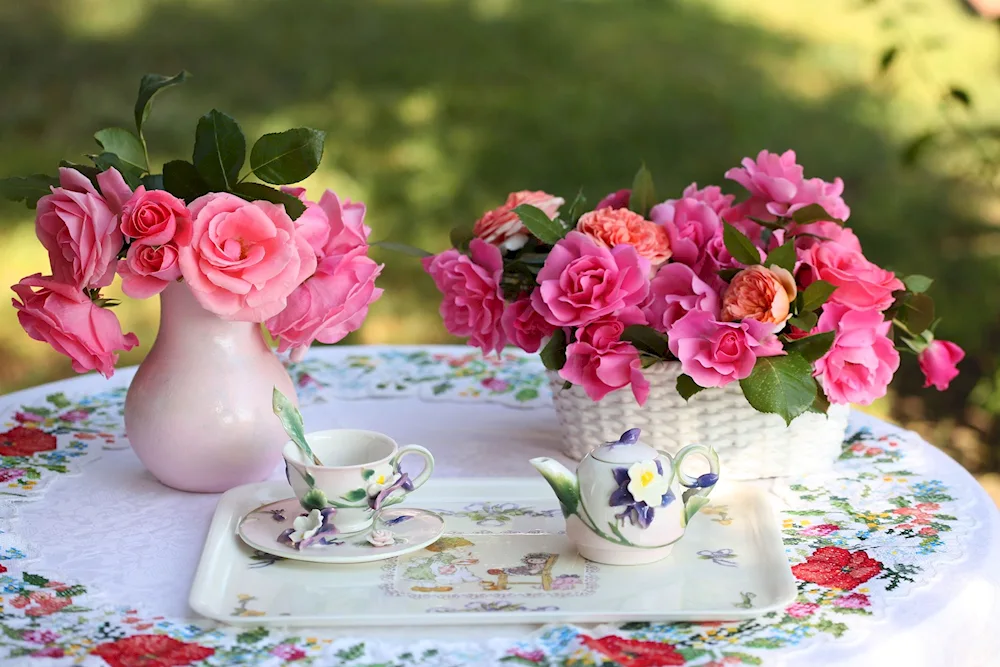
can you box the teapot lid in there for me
[590,428,661,464]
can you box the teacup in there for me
[282,429,434,534]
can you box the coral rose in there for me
[649,197,720,267]
[918,339,964,391]
[667,309,783,388]
[813,303,899,405]
[422,239,506,355]
[473,190,565,251]
[559,312,650,405]
[725,149,850,221]
[643,263,719,332]
[118,244,183,299]
[178,193,316,322]
[11,274,138,378]
[721,265,797,331]
[531,231,649,328]
[119,189,192,247]
[35,167,132,290]
[501,296,556,354]
[576,207,671,265]
[798,242,903,312]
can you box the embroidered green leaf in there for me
[340,488,368,503]
[22,573,49,587]
[272,387,321,465]
[56,584,87,598]
[513,204,569,245]
[236,627,270,644]
[46,392,72,408]
[676,374,704,401]
[514,388,539,401]
[628,164,656,218]
[739,353,817,425]
[723,222,762,266]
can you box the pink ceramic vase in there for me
[124,282,297,493]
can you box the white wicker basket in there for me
[547,362,849,480]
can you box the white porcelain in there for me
[190,478,794,626]
[237,499,444,564]
[531,428,719,565]
[282,429,434,534]
[125,282,297,493]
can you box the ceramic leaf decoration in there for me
[271,387,322,465]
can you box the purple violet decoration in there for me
[369,472,414,511]
[609,459,675,529]
[277,507,338,550]
[608,428,641,447]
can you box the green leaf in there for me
[193,109,246,191]
[683,496,711,526]
[449,226,474,251]
[948,87,971,107]
[540,328,567,371]
[232,182,306,220]
[141,174,164,190]
[46,392,72,408]
[719,267,741,282]
[791,203,842,224]
[676,374,704,401]
[362,468,375,481]
[272,387,321,465]
[514,388,539,401]
[621,325,669,358]
[162,160,209,202]
[739,353,817,425]
[902,131,936,166]
[236,627,270,644]
[800,280,837,312]
[785,331,835,363]
[512,204,568,245]
[250,127,326,185]
[565,189,588,223]
[903,274,933,293]
[340,488,368,503]
[134,71,190,134]
[902,293,935,334]
[764,240,797,273]
[372,241,432,258]
[56,584,87,598]
[23,572,49,587]
[300,488,328,511]
[628,164,656,217]
[722,221,761,265]
[94,127,147,173]
[0,174,58,209]
[59,161,102,183]
[809,386,831,414]
[879,46,898,74]
[90,152,144,189]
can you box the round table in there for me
[1,345,998,666]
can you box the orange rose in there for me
[576,207,672,265]
[472,190,564,250]
[721,265,797,330]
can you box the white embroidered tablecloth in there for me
[0,345,998,666]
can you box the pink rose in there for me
[674,182,735,216]
[266,247,384,360]
[696,231,750,293]
[576,207,672,265]
[531,232,649,327]
[422,239,506,355]
[119,190,192,246]
[643,263,720,332]
[918,340,964,391]
[281,186,331,255]
[792,221,862,254]
[178,193,316,322]
[117,243,182,299]
[721,265,797,331]
[501,296,556,354]
[35,167,132,290]
[724,149,850,221]
[813,303,899,405]
[649,197,720,267]
[317,190,370,256]
[786,602,819,618]
[473,190,565,251]
[798,243,903,312]
[595,189,631,210]
[560,313,650,405]
[667,309,783,388]
[11,274,138,378]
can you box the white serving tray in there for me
[189,478,795,627]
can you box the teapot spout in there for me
[529,457,580,518]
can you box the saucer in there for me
[237,498,445,564]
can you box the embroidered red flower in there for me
[90,635,215,667]
[580,634,685,667]
[0,426,57,457]
[792,546,882,590]
[0,563,7,573]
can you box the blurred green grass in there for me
[1,0,999,476]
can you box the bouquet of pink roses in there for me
[422,151,964,424]
[2,72,382,376]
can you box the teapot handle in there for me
[663,444,720,524]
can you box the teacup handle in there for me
[668,444,720,523]
[391,444,435,492]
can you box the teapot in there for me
[530,428,719,565]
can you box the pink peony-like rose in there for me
[576,207,672,265]
[649,197,720,267]
[667,309,783,388]
[119,190,192,247]
[501,296,557,354]
[117,244,182,299]
[724,149,850,221]
[11,274,138,378]
[531,231,649,327]
[813,303,899,405]
[560,312,650,405]
[473,190,565,251]
[721,265,797,330]
[595,189,631,210]
[267,246,383,360]
[792,221,862,254]
[178,193,316,322]
[918,339,964,391]
[422,239,506,355]
[798,242,903,312]
[673,182,736,216]
[643,263,719,332]
[35,167,132,290]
